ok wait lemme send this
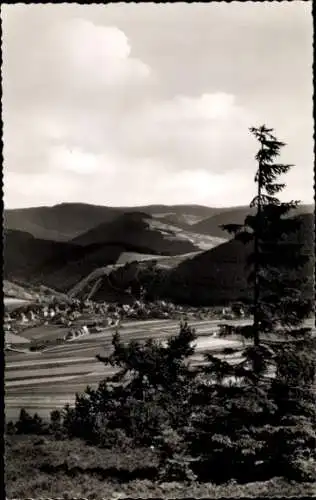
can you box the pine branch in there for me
[220,223,244,235]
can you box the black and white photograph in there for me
[2,2,315,498]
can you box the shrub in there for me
[6,421,16,435]
[60,324,197,449]
[15,409,49,435]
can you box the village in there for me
[4,295,246,351]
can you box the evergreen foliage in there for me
[222,125,312,340]
[62,322,197,448]
[191,125,316,482]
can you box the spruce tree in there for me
[64,322,198,447]
[186,125,315,483]
[221,125,313,374]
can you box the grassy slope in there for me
[4,280,37,300]
[5,435,315,498]
[116,250,203,267]
[152,213,202,229]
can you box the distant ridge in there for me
[5,202,313,242]
[191,204,314,239]
[4,203,313,306]
[71,211,199,255]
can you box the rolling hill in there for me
[191,207,257,238]
[164,212,315,306]
[73,213,314,306]
[3,229,175,292]
[4,202,228,293]
[191,204,314,239]
[4,210,224,293]
[4,202,313,307]
[4,204,122,241]
[4,280,38,301]
[4,203,218,242]
[126,204,220,218]
[71,211,204,254]
[152,213,195,230]
[5,202,313,243]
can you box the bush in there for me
[6,421,16,435]
[17,316,313,485]
[60,324,196,449]
[15,409,49,435]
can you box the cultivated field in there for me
[4,297,32,312]
[5,316,315,421]
[4,318,250,420]
[116,250,204,267]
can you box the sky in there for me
[2,2,314,209]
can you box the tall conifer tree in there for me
[220,125,313,375]
[186,127,315,482]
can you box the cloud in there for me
[151,93,237,121]
[3,16,153,174]
[2,4,313,208]
[3,17,153,116]
[48,19,151,89]
[118,92,255,173]
[4,161,254,209]
[49,147,101,175]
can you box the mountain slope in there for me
[191,204,314,238]
[3,229,168,292]
[125,204,219,218]
[72,211,201,255]
[191,207,256,238]
[164,212,314,306]
[152,213,194,230]
[4,229,78,281]
[4,203,218,242]
[72,212,314,306]
[5,202,313,242]
[4,204,122,241]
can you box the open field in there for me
[19,324,69,342]
[116,250,204,267]
[5,317,315,421]
[4,297,33,312]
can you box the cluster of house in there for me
[4,299,125,338]
[221,306,245,320]
[5,303,76,329]
[64,324,90,341]
[4,297,247,344]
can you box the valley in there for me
[4,201,315,422]
[5,309,316,420]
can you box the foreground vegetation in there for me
[6,321,316,492]
[5,126,316,497]
[6,434,316,498]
